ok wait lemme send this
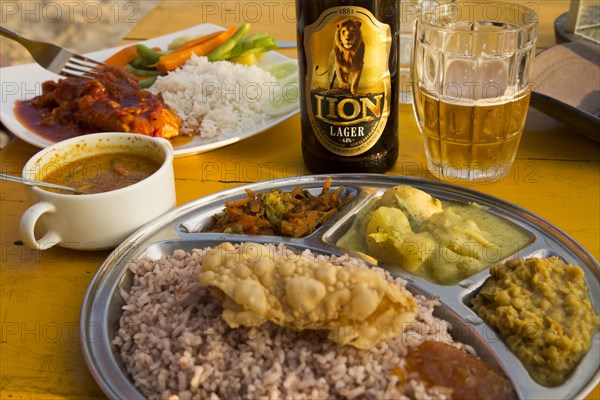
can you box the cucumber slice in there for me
[266,60,299,81]
[264,73,300,117]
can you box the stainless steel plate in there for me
[80,174,600,399]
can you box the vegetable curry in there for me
[208,178,352,237]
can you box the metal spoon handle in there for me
[0,173,83,194]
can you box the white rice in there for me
[150,55,276,138]
[114,244,472,400]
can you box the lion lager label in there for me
[303,6,392,157]
[296,1,399,173]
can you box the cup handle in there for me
[19,201,62,250]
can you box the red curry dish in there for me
[15,66,180,141]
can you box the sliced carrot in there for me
[175,31,223,52]
[104,45,139,66]
[155,26,237,72]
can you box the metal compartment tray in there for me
[80,174,600,400]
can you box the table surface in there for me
[1,1,598,399]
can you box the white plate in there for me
[0,23,299,157]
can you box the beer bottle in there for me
[296,0,399,173]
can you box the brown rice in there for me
[114,244,474,399]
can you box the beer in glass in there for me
[412,2,538,182]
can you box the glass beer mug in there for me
[412,2,538,182]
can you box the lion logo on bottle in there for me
[318,19,365,95]
[306,8,392,156]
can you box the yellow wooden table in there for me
[1,1,598,399]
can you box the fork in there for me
[0,26,105,78]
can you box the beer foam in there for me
[421,57,528,105]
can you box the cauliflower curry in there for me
[337,186,532,285]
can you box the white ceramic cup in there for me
[20,133,176,250]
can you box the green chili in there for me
[126,64,164,77]
[139,76,158,89]
[136,44,167,64]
